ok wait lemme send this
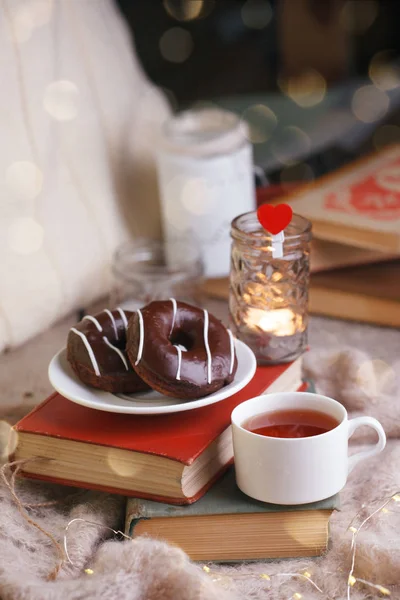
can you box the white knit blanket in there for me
[0,346,399,600]
[0,0,169,353]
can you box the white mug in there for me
[231,392,386,505]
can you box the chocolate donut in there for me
[126,300,237,399]
[67,308,149,394]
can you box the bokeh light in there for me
[351,85,389,123]
[241,0,273,30]
[8,217,44,255]
[271,127,311,165]
[356,359,395,397]
[373,125,400,150]
[43,80,79,121]
[280,163,314,186]
[242,104,277,144]
[29,0,53,27]
[163,0,214,21]
[11,0,53,44]
[181,178,214,215]
[6,161,43,201]
[369,51,400,91]
[191,100,220,112]
[284,512,319,548]
[106,448,143,478]
[13,7,34,44]
[0,421,18,462]
[278,70,326,108]
[164,176,190,231]
[340,0,379,35]
[159,27,194,63]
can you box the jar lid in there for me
[159,108,249,157]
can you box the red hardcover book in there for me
[12,358,304,504]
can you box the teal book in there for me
[125,467,339,562]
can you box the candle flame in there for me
[246,307,298,336]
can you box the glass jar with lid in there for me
[156,108,255,279]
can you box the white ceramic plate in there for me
[48,339,256,415]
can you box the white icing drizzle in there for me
[169,297,177,336]
[135,309,144,366]
[70,328,101,376]
[102,337,129,371]
[103,309,118,340]
[227,329,235,375]
[174,345,183,380]
[203,309,212,384]
[116,307,128,329]
[83,315,102,332]
[173,344,187,380]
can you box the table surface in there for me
[1,299,399,424]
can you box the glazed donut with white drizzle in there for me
[126,299,237,399]
[67,308,149,394]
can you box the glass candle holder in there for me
[229,212,312,365]
[110,238,204,309]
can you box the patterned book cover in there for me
[284,144,400,250]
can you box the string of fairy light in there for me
[61,491,400,598]
[199,492,400,599]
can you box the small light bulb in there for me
[381,508,389,514]
[302,571,311,579]
[348,575,356,586]
[293,593,302,600]
[392,494,400,502]
[378,585,391,596]
[203,565,210,573]
[349,526,358,533]
[84,568,94,575]
[260,574,270,580]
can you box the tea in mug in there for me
[244,409,339,439]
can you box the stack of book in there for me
[204,144,400,327]
[11,356,338,562]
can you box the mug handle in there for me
[347,417,386,474]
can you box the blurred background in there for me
[1,0,400,357]
[118,0,400,182]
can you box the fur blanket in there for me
[0,347,399,600]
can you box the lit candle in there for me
[246,307,297,336]
[230,211,310,364]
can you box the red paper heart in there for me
[257,203,293,235]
